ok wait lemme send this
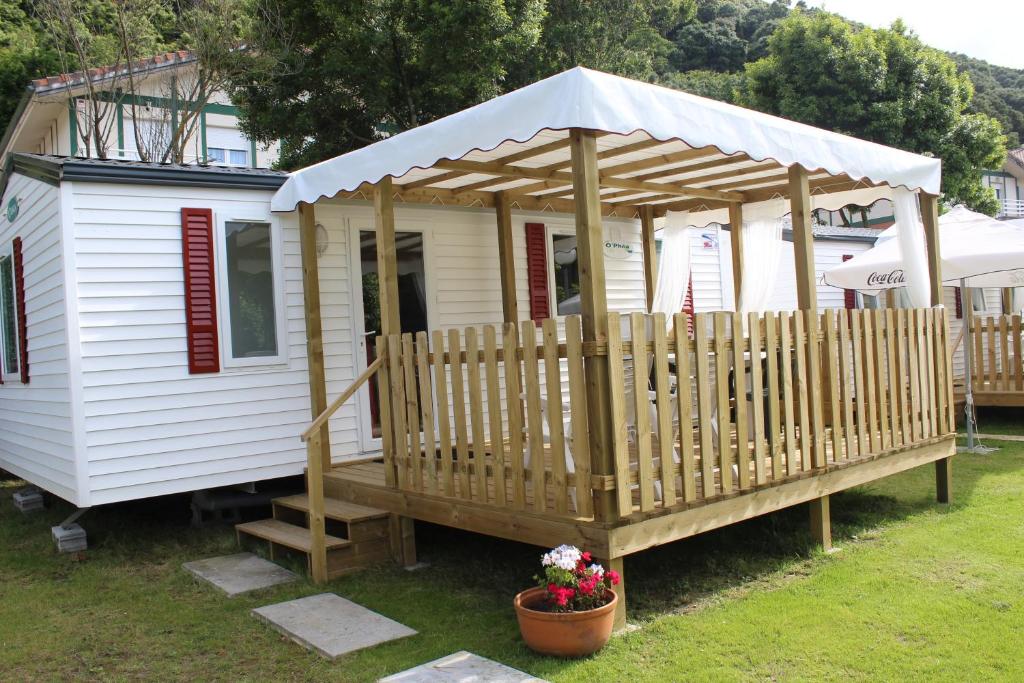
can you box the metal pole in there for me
[962,279,975,451]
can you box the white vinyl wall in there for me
[0,174,77,502]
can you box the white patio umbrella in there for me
[824,206,1024,451]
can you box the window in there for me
[208,147,249,167]
[222,220,281,364]
[550,233,580,315]
[0,254,17,376]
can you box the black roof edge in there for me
[6,153,287,194]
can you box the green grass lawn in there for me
[3,438,1024,681]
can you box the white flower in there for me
[542,544,582,571]
[588,563,604,576]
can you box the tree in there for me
[232,0,548,169]
[0,2,60,127]
[739,11,1007,214]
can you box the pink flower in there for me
[581,551,592,563]
[607,570,621,586]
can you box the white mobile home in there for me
[0,151,884,508]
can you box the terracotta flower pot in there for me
[514,586,617,657]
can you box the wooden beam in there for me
[640,205,657,311]
[809,495,832,550]
[495,191,519,323]
[374,178,401,337]
[728,203,744,310]
[920,192,942,307]
[433,158,745,203]
[571,128,618,529]
[789,166,817,313]
[936,457,952,503]
[298,202,330,471]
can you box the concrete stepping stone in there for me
[380,651,545,682]
[253,593,416,660]
[183,552,297,597]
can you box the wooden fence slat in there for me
[521,324,546,513]
[779,312,797,476]
[401,335,422,492]
[713,313,733,493]
[483,326,506,507]
[387,334,410,490]
[973,315,984,386]
[999,315,1010,391]
[850,310,868,455]
[792,312,811,472]
[542,318,569,515]
[838,312,856,460]
[871,310,890,451]
[987,315,997,389]
[377,336,396,487]
[806,311,827,469]
[694,313,716,498]
[565,316,593,517]
[415,332,437,494]
[607,313,633,515]
[432,331,454,497]
[747,313,767,484]
[895,309,911,444]
[465,328,487,502]
[732,312,751,488]
[907,310,922,443]
[448,329,471,499]
[823,310,843,463]
[861,311,879,454]
[502,324,525,509]
[884,310,901,447]
[674,313,697,501]
[631,313,656,511]
[925,310,937,438]
[934,309,949,435]
[652,313,677,506]
[1014,315,1023,392]
[764,313,782,480]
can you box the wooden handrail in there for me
[301,354,386,441]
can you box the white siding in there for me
[72,182,348,504]
[0,174,77,502]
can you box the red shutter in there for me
[12,237,27,383]
[842,254,856,309]
[954,287,963,319]
[181,208,220,374]
[525,222,550,324]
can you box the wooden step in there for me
[236,519,349,553]
[272,494,389,523]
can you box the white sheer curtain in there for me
[650,210,691,330]
[737,198,787,312]
[893,188,931,308]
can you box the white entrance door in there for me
[351,224,430,453]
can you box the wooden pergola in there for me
[273,69,954,628]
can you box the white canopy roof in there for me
[271,67,941,213]
[824,205,1024,290]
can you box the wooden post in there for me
[374,177,417,566]
[299,202,330,471]
[809,495,832,549]
[495,191,519,323]
[728,202,744,309]
[640,205,657,312]
[570,128,624,629]
[790,166,829,547]
[920,191,953,501]
[305,436,328,583]
[1001,288,1013,315]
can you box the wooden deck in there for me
[325,429,956,558]
[957,314,1024,407]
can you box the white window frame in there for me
[207,146,250,168]
[546,225,578,318]
[0,248,19,382]
[215,213,289,369]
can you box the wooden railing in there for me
[970,314,1024,392]
[379,307,953,522]
[300,354,386,583]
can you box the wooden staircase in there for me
[236,493,392,580]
